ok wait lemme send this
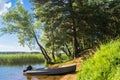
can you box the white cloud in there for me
[0,0,12,16]
[20,0,23,4]
[5,2,11,8]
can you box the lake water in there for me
[0,64,44,80]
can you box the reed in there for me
[0,53,44,65]
[77,38,120,80]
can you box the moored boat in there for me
[23,64,76,75]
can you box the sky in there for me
[0,0,37,52]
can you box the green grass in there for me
[0,53,44,65]
[77,38,120,80]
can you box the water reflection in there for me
[0,64,44,80]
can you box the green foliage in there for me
[77,38,120,80]
[30,0,120,56]
[55,53,64,63]
[0,53,44,65]
[30,0,80,57]
[55,53,72,63]
[1,1,35,48]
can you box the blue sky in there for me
[0,0,36,52]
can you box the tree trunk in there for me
[69,0,79,58]
[51,27,56,62]
[33,31,52,63]
[72,21,78,58]
[65,44,72,57]
[52,42,56,62]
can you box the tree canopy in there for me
[0,0,120,63]
[30,0,120,57]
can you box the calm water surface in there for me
[0,64,44,80]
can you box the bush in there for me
[77,39,120,80]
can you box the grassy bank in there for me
[77,38,120,80]
[0,53,44,65]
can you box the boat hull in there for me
[23,64,76,75]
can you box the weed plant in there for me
[77,39,120,80]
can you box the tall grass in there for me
[77,38,120,80]
[0,53,44,65]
